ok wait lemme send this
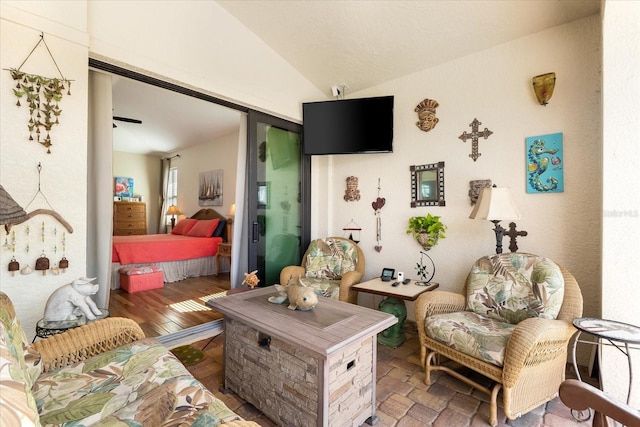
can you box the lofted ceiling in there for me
[113,0,600,155]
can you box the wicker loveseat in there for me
[279,236,365,304]
[415,253,583,426]
[0,292,258,427]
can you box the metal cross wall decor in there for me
[458,118,493,161]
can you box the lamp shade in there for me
[228,203,236,216]
[0,184,29,226]
[166,205,181,216]
[469,187,522,221]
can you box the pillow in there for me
[304,238,358,280]
[171,218,198,235]
[187,218,220,237]
[212,219,227,238]
[466,253,565,324]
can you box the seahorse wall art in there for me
[525,132,564,194]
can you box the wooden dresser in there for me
[113,202,146,236]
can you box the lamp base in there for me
[491,220,506,254]
[170,217,176,229]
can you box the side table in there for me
[215,242,232,275]
[570,317,640,420]
[33,308,109,342]
[352,278,439,348]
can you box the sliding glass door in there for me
[247,111,310,286]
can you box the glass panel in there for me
[255,123,302,286]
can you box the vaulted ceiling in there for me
[112,0,600,155]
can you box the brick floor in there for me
[187,322,592,426]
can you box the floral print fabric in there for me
[426,311,516,366]
[0,307,40,427]
[305,238,358,280]
[32,338,239,426]
[298,277,341,300]
[466,253,565,324]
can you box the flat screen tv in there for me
[302,95,393,155]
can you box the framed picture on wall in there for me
[199,169,223,206]
[114,177,134,197]
[525,132,564,194]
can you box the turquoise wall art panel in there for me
[525,132,564,193]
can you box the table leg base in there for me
[377,297,407,348]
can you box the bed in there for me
[110,208,228,289]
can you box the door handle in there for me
[252,221,259,242]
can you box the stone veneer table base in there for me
[208,286,396,427]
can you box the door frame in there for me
[246,110,311,278]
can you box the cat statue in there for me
[43,277,103,322]
[268,276,318,311]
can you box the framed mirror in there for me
[410,161,445,207]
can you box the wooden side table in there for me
[215,242,232,275]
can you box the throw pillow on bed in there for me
[187,219,220,237]
[171,218,198,235]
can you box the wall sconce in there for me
[469,186,527,254]
[532,72,556,106]
[166,205,181,229]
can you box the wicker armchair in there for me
[415,254,583,426]
[279,236,365,304]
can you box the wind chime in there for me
[371,178,386,252]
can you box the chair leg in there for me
[489,382,502,427]
[425,351,438,384]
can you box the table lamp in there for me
[166,205,181,229]
[469,186,526,254]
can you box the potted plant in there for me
[406,213,446,250]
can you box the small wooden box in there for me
[119,266,163,293]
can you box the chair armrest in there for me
[502,317,576,387]
[280,266,305,285]
[559,379,640,427]
[339,270,364,304]
[31,317,145,373]
[414,290,466,353]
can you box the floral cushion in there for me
[466,253,565,324]
[305,238,358,280]
[426,311,516,367]
[33,338,239,426]
[299,278,341,300]
[0,301,40,426]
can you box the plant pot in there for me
[417,233,438,250]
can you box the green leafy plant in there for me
[406,213,446,249]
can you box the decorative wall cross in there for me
[458,118,493,161]
[505,222,528,252]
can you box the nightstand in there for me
[216,242,232,275]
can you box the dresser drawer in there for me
[114,227,146,236]
[115,210,145,221]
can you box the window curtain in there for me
[231,114,248,287]
[158,158,171,233]
[87,71,114,309]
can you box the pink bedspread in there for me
[112,234,222,264]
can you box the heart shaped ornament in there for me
[374,245,383,252]
[371,197,386,211]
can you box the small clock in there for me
[380,268,395,282]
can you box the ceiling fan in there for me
[113,116,142,128]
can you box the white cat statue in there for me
[43,277,103,322]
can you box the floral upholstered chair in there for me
[415,253,583,426]
[279,237,365,304]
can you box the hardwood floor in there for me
[108,274,231,338]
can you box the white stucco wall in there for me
[0,0,321,339]
[325,17,602,331]
[0,2,89,338]
[112,151,162,234]
[601,0,640,408]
